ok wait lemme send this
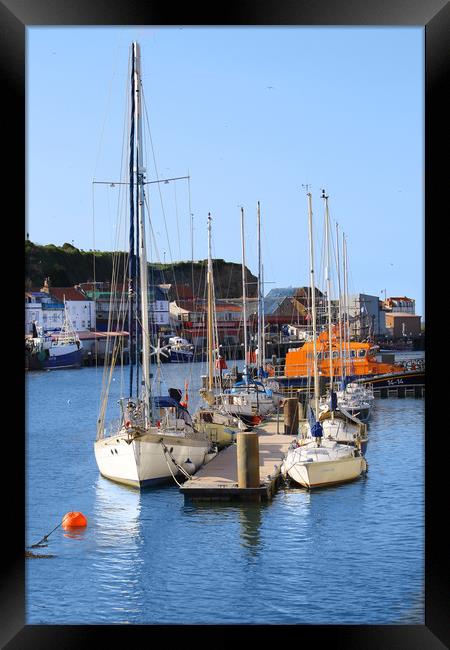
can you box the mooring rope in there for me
[30,521,63,548]
[161,449,183,488]
[159,440,197,486]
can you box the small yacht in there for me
[281,433,367,489]
[167,336,194,363]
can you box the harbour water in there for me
[26,359,424,625]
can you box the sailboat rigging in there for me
[317,191,369,451]
[94,42,211,488]
[217,207,276,426]
[193,213,240,448]
[281,189,367,489]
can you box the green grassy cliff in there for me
[25,241,257,299]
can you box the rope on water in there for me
[30,521,63,548]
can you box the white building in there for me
[149,286,170,328]
[48,286,96,331]
[25,292,44,334]
[25,280,96,334]
[347,293,387,338]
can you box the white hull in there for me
[286,454,366,489]
[321,417,362,445]
[94,430,210,488]
[282,440,366,489]
[219,392,274,418]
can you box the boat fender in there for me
[182,458,195,473]
[125,420,132,428]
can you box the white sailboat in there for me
[94,42,210,488]
[255,201,283,408]
[317,193,369,451]
[324,387,372,422]
[218,207,275,427]
[281,190,367,489]
[193,213,241,448]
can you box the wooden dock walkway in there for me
[180,415,298,502]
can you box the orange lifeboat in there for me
[284,333,402,378]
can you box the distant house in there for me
[25,278,96,334]
[47,285,96,332]
[385,313,421,337]
[263,286,327,328]
[348,293,387,338]
[169,299,242,346]
[25,292,44,334]
[149,286,170,331]
[25,280,67,334]
[261,295,304,326]
[384,296,415,314]
[80,282,169,333]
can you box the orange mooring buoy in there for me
[62,511,88,529]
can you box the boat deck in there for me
[180,415,298,502]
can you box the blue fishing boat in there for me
[25,305,83,370]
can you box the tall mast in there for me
[133,41,151,425]
[261,262,265,371]
[343,232,350,381]
[128,43,136,398]
[241,207,249,384]
[322,190,334,391]
[335,222,344,381]
[207,213,214,391]
[257,201,263,378]
[307,192,319,416]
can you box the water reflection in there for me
[91,476,145,622]
[238,503,263,556]
[62,529,88,542]
[93,475,142,541]
[183,499,265,558]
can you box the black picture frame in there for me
[5,0,449,647]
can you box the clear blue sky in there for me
[27,26,424,318]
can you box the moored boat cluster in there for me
[27,42,421,495]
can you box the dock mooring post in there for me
[236,432,260,488]
[284,397,299,435]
